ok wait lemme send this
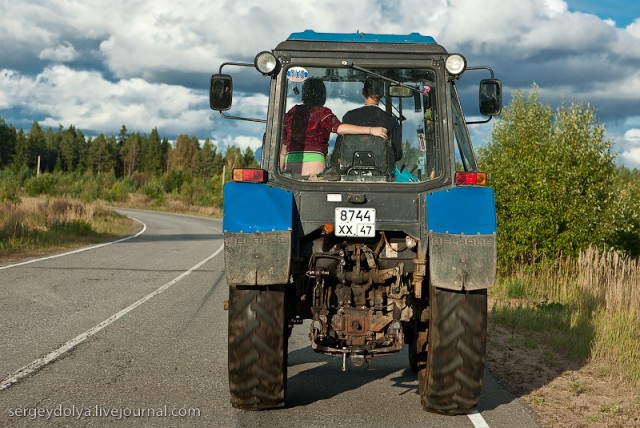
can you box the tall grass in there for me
[491,246,640,385]
[0,197,134,260]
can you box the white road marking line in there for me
[0,240,224,391]
[468,410,491,428]
[0,217,147,271]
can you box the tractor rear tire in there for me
[419,286,487,415]
[228,285,288,410]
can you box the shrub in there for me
[24,173,60,196]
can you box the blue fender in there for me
[426,186,497,290]
[223,182,294,285]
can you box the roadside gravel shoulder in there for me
[486,318,640,427]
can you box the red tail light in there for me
[455,171,487,186]
[232,168,267,183]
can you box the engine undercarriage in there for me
[302,232,424,360]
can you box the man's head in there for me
[363,78,385,100]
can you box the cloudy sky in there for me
[1,0,639,168]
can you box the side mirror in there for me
[479,79,502,116]
[388,85,413,98]
[210,74,233,111]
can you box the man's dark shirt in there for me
[342,105,402,160]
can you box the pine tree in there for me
[0,116,17,168]
[27,122,47,172]
[87,134,116,174]
[12,129,28,171]
[141,128,163,175]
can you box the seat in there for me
[332,134,395,180]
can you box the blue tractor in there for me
[211,30,502,415]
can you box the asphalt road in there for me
[0,209,540,427]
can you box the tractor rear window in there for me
[278,66,441,183]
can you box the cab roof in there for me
[287,30,437,44]
[276,30,446,55]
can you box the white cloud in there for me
[4,1,639,84]
[627,18,640,36]
[621,147,640,167]
[517,13,616,53]
[621,128,640,167]
[1,0,640,167]
[0,65,212,137]
[623,128,640,142]
[220,135,263,152]
[1,3,57,45]
[39,41,78,62]
[0,70,30,109]
[543,0,568,15]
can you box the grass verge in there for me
[490,246,640,386]
[0,197,137,262]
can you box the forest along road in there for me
[0,209,539,427]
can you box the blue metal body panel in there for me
[288,30,436,44]
[426,186,497,235]
[223,182,293,233]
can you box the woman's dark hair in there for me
[302,78,326,106]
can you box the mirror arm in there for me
[342,60,421,95]
[466,117,492,125]
[219,111,267,124]
[466,65,495,78]
[219,61,254,74]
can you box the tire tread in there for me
[228,285,287,410]
[419,287,487,415]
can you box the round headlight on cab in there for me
[445,54,467,77]
[254,51,279,76]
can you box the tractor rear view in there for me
[211,30,502,414]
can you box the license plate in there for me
[335,208,376,237]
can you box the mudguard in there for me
[223,182,293,286]
[426,186,497,291]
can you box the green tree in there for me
[224,145,242,180]
[196,138,217,177]
[478,86,615,268]
[118,125,128,147]
[87,134,116,174]
[168,134,197,173]
[11,123,39,171]
[27,122,47,172]
[44,127,62,172]
[121,134,141,176]
[141,128,163,175]
[608,166,640,258]
[160,137,170,173]
[190,136,202,174]
[75,128,88,172]
[58,125,85,172]
[12,129,28,171]
[242,147,258,168]
[0,116,17,168]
